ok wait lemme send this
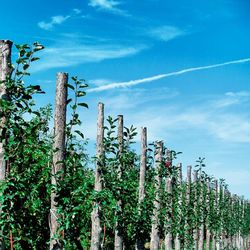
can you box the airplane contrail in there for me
[88,58,250,93]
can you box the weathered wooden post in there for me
[0,40,12,250]
[0,40,12,181]
[174,163,182,250]
[212,180,218,250]
[193,170,198,250]
[198,175,205,250]
[136,127,147,250]
[165,178,173,250]
[205,181,211,250]
[114,115,124,250]
[184,165,192,249]
[91,102,104,250]
[164,150,173,250]
[150,141,163,250]
[50,72,68,250]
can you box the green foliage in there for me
[0,41,249,250]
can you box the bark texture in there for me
[212,180,218,250]
[184,165,192,249]
[205,181,211,250]
[193,170,198,250]
[174,163,182,250]
[91,102,104,250]
[114,115,124,250]
[165,178,173,250]
[136,127,147,250]
[50,72,68,250]
[150,141,163,250]
[0,40,12,181]
[0,39,12,250]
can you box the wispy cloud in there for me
[38,15,70,30]
[213,91,250,108]
[87,86,250,143]
[149,25,185,41]
[32,43,145,72]
[38,9,82,30]
[89,0,128,16]
[89,0,119,9]
[88,58,250,92]
[89,78,114,86]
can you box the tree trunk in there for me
[0,39,12,250]
[91,102,104,250]
[150,141,163,250]
[136,127,147,250]
[50,73,68,250]
[114,115,124,250]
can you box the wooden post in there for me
[164,178,173,250]
[0,40,12,181]
[114,115,124,250]
[184,165,192,249]
[198,174,205,250]
[136,127,147,250]
[212,180,218,250]
[0,39,12,250]
[50,72,68,250]
[193,170,198,250]
[205,181,211,250]
[91,102,104,250]
[174,163,182,250]
[150,141,163,250]
[164,150,173,250]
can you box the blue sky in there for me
[1,0,250,198]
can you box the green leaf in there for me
[65,83,75,90]
[78,103,88,108]
[31,57,40,62]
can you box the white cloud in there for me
[73,8,82,14]
[89,0,119,9]
[89,79,114,86]
[149,25,185,41]
[225,91,250,97]
[89,0,128,16]
[212,91,250,108]
[31,43,145,72]
[88,58,250,92]
[88,87,250,143]
[38,9,83,30]
[38,15,70,30]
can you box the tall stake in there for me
[91,102,104,250]
[150,141,163,250]
[198,175,205,250]
[0,39,12,250]
[0,40,12,181]
[184,166,192,248]
[136,127,147,250]
[114,115,124,250]
[164,150,173,250]
[205,181,211,250]
[212,180,218,250]
[174,163,182,250]
[50,72,68,250]
[193,170,198,250]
